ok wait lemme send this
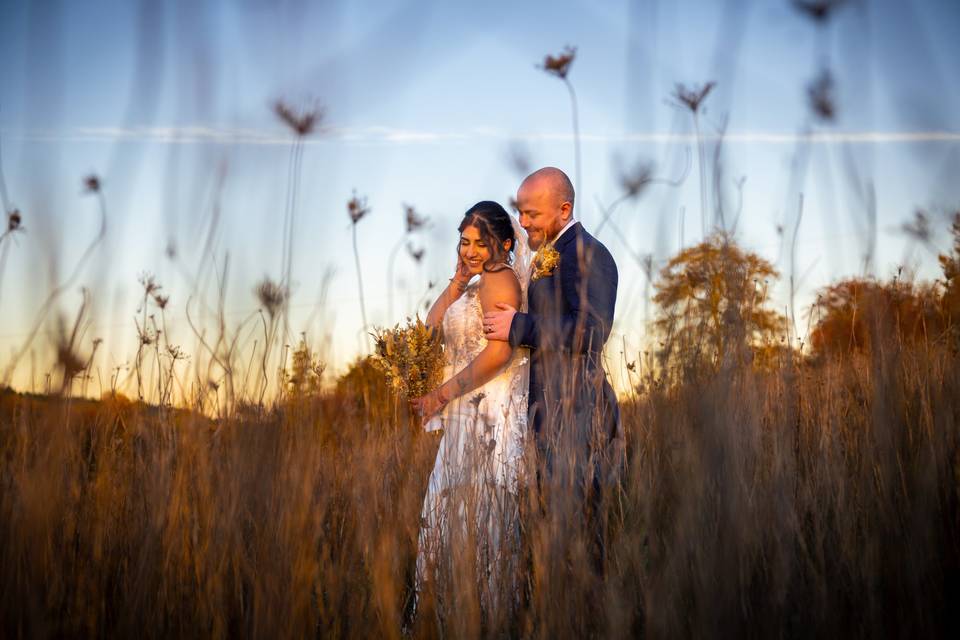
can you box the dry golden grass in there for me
[1,311,957,637]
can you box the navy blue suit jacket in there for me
[508,222,620,443]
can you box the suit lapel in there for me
[528,222,582,311]
[553,222,582,255]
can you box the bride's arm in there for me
[425,256,473,328]
[425,280,467,328]
[414,269,521,418]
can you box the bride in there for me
[410,200,531,612]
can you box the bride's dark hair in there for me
[457,201,515,272]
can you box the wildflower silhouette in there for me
[388,204,428,321]
[253,276,289,404]
[672,82,716,237]
[594,152,689,238]
[900,208,932,245]
[407,243,425,263]
[255,277,288,320]
[4,209,20,236]
[405,204,428,233]
[273,100,322,136]
[0,122,18,307]
[539,46,581,200]
[0,209,23,307]
[792,0,847,24]
[673,81,715,113]
[594,159,654,237]
[506,140,532,177]
[54,290,91,394]
[273,98,324,343]
[2,173,108,385]
[807,68,835,121]
[347,191,371,340]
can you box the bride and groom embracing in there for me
[410,166,623,609]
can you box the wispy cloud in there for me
[6,125,960,146]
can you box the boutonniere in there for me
[531,244,560,281]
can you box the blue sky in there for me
[1,0,959,396]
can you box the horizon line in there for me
[4,125,960,146]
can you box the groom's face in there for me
[516,179,572,250]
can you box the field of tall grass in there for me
[3,3,960,637]
[2,268,958,637]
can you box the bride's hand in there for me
[410,388,448,423]
[451,255,472,291]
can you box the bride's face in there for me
[459,225,510,275]
[459,225,492,275]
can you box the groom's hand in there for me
[482,303,516,342]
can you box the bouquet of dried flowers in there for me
[371,316,445,398]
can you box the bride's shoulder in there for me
[480,263,520,284]
[479,265,521,300]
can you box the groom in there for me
[483,167,622,528]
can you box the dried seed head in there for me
[672,82,716,114]
[139,329,155,347]
[469,392,486,408]
[404,205,427,233]
[83,174,101,193]
[57,343,85,382]
[540,46,577,79]
[273,100,323,136]
[407,243,425,263]
[166,344,187,361]
[153,293,169,310]
[617,158,655,198]
[7,209,21,233]
[641,254,654,280]
[507,141,532,177]
[255,276,289,319]
[347,191,370,224]
[793,0,847,24]
[138,272,160,296]
[901,209,931,244]
[807,68,835,121]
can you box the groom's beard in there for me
[527,225,557,250]
[527,225,562,251]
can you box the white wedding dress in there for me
[416,264,530,605]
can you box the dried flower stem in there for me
[562,77,582,202]
[2,180,107,385]
[693,111,709,237]
[387,236,405,321]
[280,138,305,341]
[789,193,805,341]
[353,221,369,339]
[0,126,19,309]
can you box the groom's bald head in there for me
[520,167,575,212]
[516,167,575,250]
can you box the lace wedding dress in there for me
[416,266,530,605]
